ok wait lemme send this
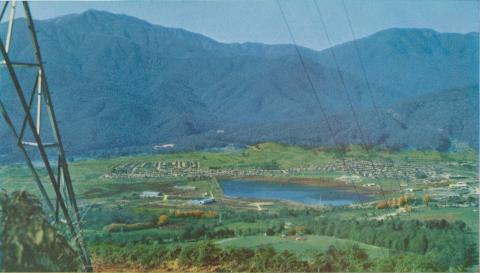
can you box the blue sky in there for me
[29,0,479,50]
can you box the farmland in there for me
[215,235,389,259]
[0,143,478,272]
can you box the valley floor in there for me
[0,143,478,272]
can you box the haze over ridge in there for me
[0,9,477,161]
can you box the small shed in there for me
[140,191,162,198]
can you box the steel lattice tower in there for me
[0,1,92,271]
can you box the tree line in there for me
[91,241,444,272]
[304,216,476,270]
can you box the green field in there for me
[0,143,478,272]
[398,206,479,230]
[216,235,389,259]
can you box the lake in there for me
[220,179,370,206]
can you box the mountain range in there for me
[0,10,478,160]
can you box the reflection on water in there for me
[220,179,370,206]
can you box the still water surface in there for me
[220,179,370,206]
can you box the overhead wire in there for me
[308,0,394,201]
[338,0,402,191]
[340,0,381,117]
[338,0,404,193]
[275,0,366,203]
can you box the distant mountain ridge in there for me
[314,28,478,99]
[0,10,477,160]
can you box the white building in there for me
[449,182,468,189]
[153,143,175,150]
[140,191,162,198]
[199,198,215,205]
[174,185,197,190]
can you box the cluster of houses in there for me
[107,163,292,179]
[420,177,478,207]
[106,158,477,188]
[106,158,477,209]
[107,158,476,186]
[291,159,446,181]
[288,159,478,187]
[154,160,201,170]
[108,160,201,177]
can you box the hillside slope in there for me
[0,10,477,160]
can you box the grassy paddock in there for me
[216,234,389,260]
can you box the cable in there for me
[309,0,395,201]
[276,0,366,203]
[337,0,404,193]
[340,0,381,117]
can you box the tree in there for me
[0,191,82,271]
[265,228,275,236]
[377,200,388,209]
[178,245,196,266]
[410,234,429,254]
[273,250,308,272]
[274,222,284,234]
[221,247,254,272]
[437,138,452,152]
[404,203,411,213]
[376,253,441,272]
[157,214,169,226]
[195,241,221,267]
[250,247,276,272]
[423,194,432,207]
[399,194,408,206]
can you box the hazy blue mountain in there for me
[0,10,477,160]
[313,28,479,99]
[210,85,478,151]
